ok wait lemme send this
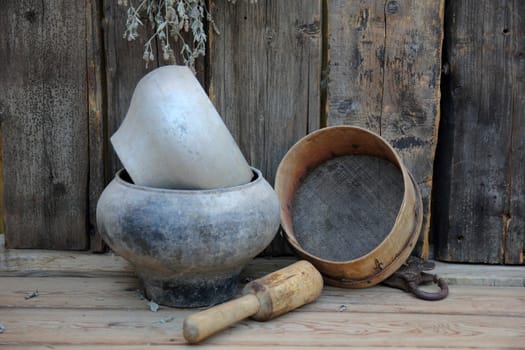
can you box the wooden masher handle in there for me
[183,293,260,344]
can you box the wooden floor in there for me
[0,238,524,349]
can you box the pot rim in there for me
[114,166,261,194]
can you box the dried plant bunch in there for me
[120,0,257,71]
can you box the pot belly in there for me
[96,168,280,307]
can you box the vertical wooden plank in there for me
[265,0,322,183]
[326,0,385,132]
[208,0,321,254]
[326,0,444,258]
[102,1,159,177]
[87,0,107,252]
[0,1,89,249]
[380,1,444,258]
[208,1,267,171]
[0,130,3,235]
[434,0,524,264]
[209,0,321,184]
[506,0,525,264]
[102,3,206,178]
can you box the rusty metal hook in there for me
[382,256,449,301]
[407,275,449,301]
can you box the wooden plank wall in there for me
[433,0,525,264]
[0,131,3,234]
[325,0,445,257]
[0,0,523,263]
[102,0,159,178]
[0,1,202,251]
[208,0,321,253]
[208,0,321,185]
[87,0,107,252]
[102,1,206,178]
[0,1,94,250]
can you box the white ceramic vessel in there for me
[111,65,253,189]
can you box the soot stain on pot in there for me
[120,202,170,256]
[142,274,239,307]
[196,224,219,243]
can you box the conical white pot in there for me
[111,65,253,189]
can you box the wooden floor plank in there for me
[3,347,504,350]
[1,243,524,349]
[0,248,134,278]
[433,261,525,287]
[0,276,143,309]
[0,308,188,346]
[1,276,524,318]
[0,308,523,348]
[2,235,524,287]
[314,286,525,317]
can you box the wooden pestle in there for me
[183,260,323,344]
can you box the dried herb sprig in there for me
[120,0,256,71]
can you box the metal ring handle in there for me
[408,277,449,301]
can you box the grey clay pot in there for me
[96,168,280,307]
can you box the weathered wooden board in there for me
[0,233,133,277]
[208,0,321,254]
[326,0,385,130]
[0,130,3,234]
[208,0,321,184]
[1,308,524,348]
[2,276,524,318]
[0,347,511,350]
[87,0,107,252]
[0,347,506,350]
[432,260,525,287]
[326,0,444,258]
[102,1,159,177]
[102,2,207,179]
[0,1,91,249]
[504,0,525,264]
[434,0,525,264]
[0,276,143,309]
[0,247,524,349]
[2,234,525,286]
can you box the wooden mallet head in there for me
[183,260,323,343]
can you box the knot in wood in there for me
[387,1,399,14]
